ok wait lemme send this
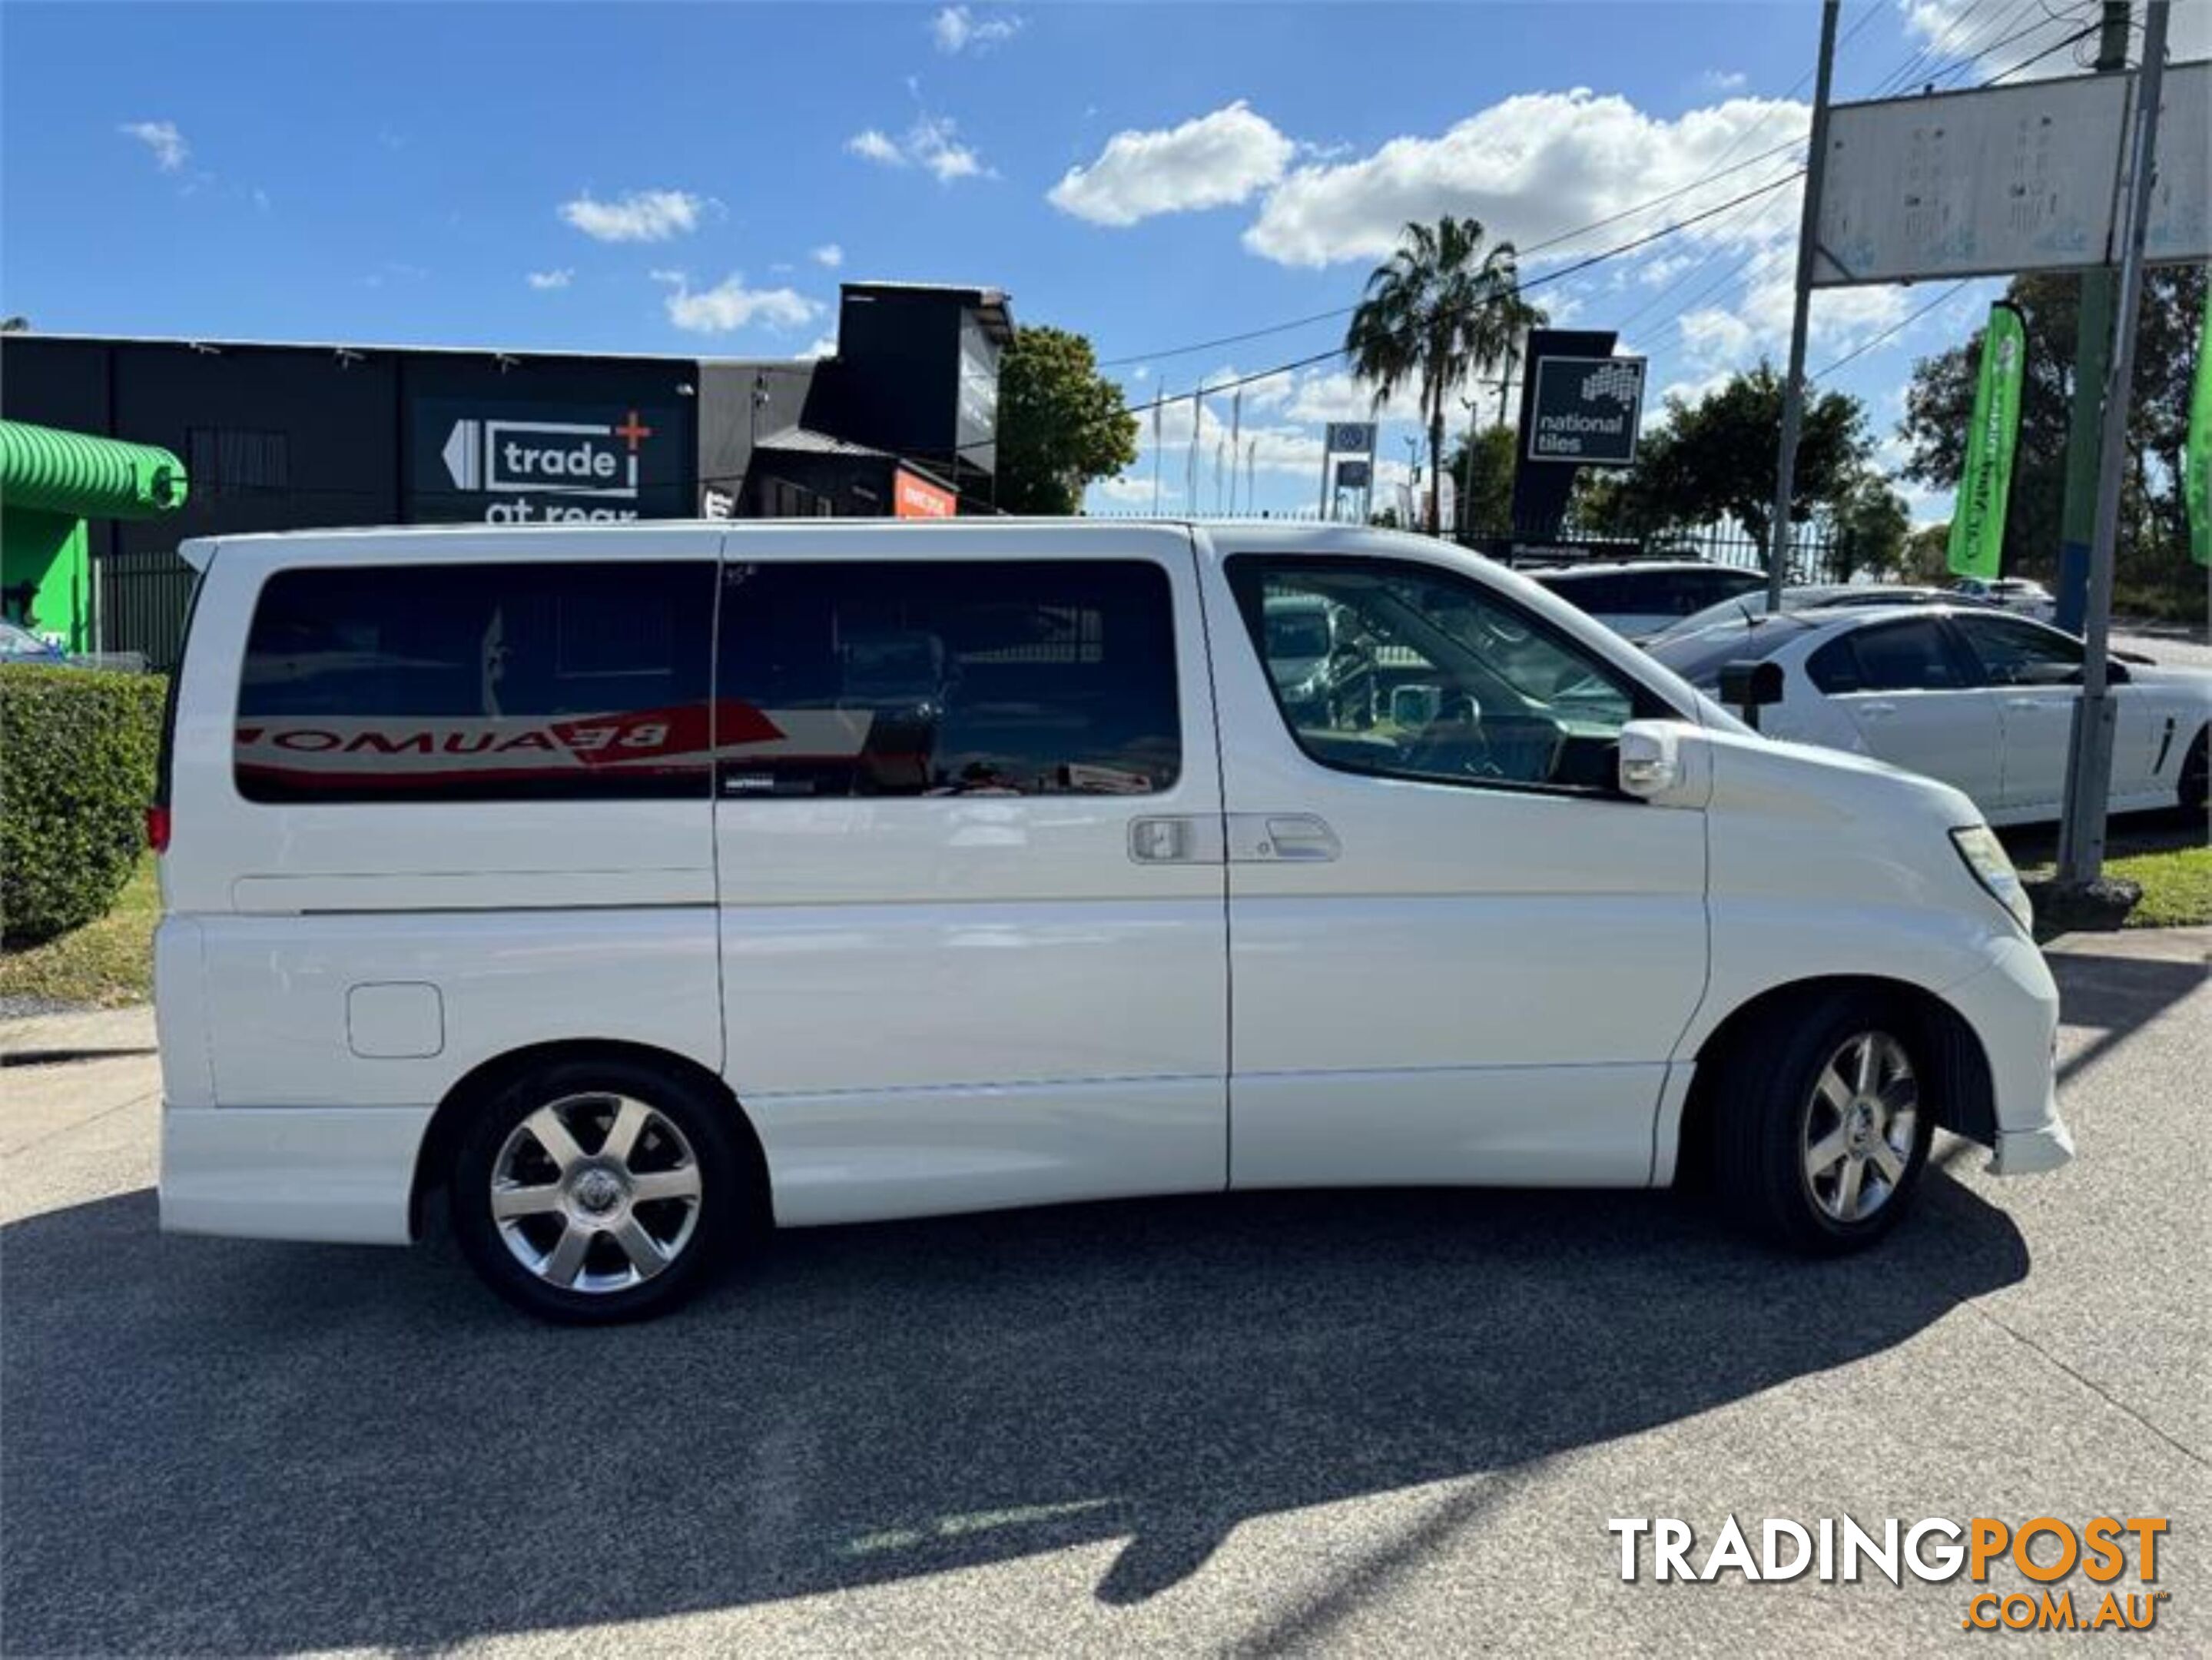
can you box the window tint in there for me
[1954,615,2081,686]
[1651,616,1816,689]
[1829,619,1965,692]
[715,560,1179,798]
[1806,634,1864,694]
[1229,556,1649,795]
[236,561,715,802]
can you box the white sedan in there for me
[1651,605,2211,825]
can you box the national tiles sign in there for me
[1526,357,1647,466]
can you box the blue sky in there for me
[4,1,2152,519]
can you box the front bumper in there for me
[160,1104,433,1246]
[1940,931,2073,1177]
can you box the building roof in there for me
[841,281,1013,344]
[754,426,894,459]
[3,330,806,370]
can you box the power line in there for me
[1982,17,2104,83]
[1093,141,1807,370]
[1808,281,1973,380]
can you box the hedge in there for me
[1,665,167,948]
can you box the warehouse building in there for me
[0,281,1010,666]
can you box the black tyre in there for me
[2180,728,2208,819]
[1709,990,1935,1255]
[449,1057,754,1323]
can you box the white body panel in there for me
[151,523,2073,1254]
[710,524,1229,1220]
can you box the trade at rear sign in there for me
[1527,356,1647,466]
[413,399,687,524]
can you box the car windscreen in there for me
[1647,617,1813,687]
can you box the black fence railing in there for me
[98,549,197,673]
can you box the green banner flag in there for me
[1948,302,2026,579]
[2187,278,2210,569]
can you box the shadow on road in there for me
[2048,946,2208,1087]
[2,1171,2028,1652]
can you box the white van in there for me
[154,522,2071,1322]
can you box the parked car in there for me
[154,522,2071,1321]
[1951,576,2057,622]
[1529,560,1768,642]
[1262,592,1377,729]
[0,619,70,665]
[1646,583,1956,646]
[1651,605,2211,824]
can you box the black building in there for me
[0,281,1010,666]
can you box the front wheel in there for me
[2180,728,2208,819]
[449,1057,751,1323]
[1709,992,1935,1254]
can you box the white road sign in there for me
[1813,61,2209,287]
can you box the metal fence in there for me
[97,549,197,673]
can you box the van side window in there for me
[1228,555,1646,795]
[235,562,716,803]
[716,559,1179,798]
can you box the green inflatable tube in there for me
[0,419,189,519]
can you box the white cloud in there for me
[1901,1,2209,78]
[847,129,903,165]
[1701,70,1748,91]
[811,242,844,269]
[847,115,986,183]
[932,5,1022,54]
[656,273,824,334]
[1091,473,1166,506]
[559,188,705,243]
[526,269,573,290]
[798,334,838,360]
[1049,101,1295,227]
[119,120,188,172]
[1243,89,1809,267]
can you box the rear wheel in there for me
[2180,728,2208,818]
[1709,991,1935,1254]
[449,1057,751,1323]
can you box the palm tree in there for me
[1345,216,1541,535]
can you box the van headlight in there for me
[1951,825,2032,932]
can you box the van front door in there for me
[710,529,1228,1225]
[1211,551,1709,1189]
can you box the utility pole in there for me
[2055,1,2137,632]
[1460,393,1482,543]
[2057,0,2171,886]
[1767,0,1842,608]
[1187,385,1203,513]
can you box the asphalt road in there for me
[4,932,2207,1657]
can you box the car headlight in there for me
[1950,825,2033,932]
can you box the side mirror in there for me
[1618,722,1682,799]
[1717,659,1785,730]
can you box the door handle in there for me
[1856,700,1897,718]
[2005,696,2058,710]
[1128,816,1225,865]
[1227,813,1341,862]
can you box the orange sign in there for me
[894,469,957,519]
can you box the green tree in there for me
[1346,216,1543,536]
[1899,265,2205,607]
[995,324,1139,514]
[1583,364,1873,562]
[1830,473,1912,581]
[1901,521,1952,584]
[1440,423,1516,537]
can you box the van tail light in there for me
[145,805,171,855]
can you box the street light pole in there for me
[2056,0,2171,885]
[1766,0,1842,609]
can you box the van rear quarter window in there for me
[716,559,1179,798]
[235,561,715,802]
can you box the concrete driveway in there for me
[3,933,2206,1657]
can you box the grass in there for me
[2008,814,2212,933]
[0,857,160,1010]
